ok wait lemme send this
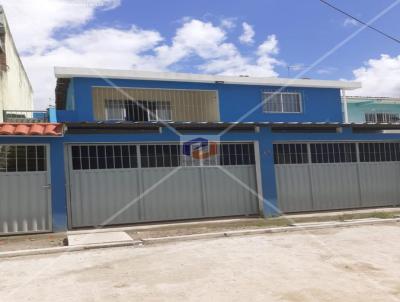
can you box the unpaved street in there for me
[1,223,400,302]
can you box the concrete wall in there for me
[57,77,344,123]
[0,9,33,121]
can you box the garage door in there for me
[0,145,52,234]
[274,142,400,213]
[67,143,259,228]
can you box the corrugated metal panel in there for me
[309,164,360,211]
[358,162,400,207]
[0,172,51,234]
[69,165,258,228]
[69,169,142,228]
[275,165,313,213]
[276,159,400,213]
[141,168,204,221]
[203,166,258,217]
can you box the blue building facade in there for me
[58,77,344,123]
[2,67,400,234]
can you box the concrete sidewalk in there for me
[0,207,399,258]
[0,213,400,258]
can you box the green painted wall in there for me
[347,100,400,123]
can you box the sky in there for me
[1,0,400,109]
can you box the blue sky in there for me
[2,0,400,108]
[101,0,400,79]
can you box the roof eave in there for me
[54,67,361,90]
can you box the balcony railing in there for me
[93,87,220,122]
[3,110,49,123]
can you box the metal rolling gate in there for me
[0,144,52,234]
[67,143,259,228]
[274,142,400,213]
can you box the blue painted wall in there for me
[3,126,400,230]
[56,77,344,123]
[348,101,400,123]
[66,78,75,110]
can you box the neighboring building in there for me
[0,6,33,122]
[3,67,400,235]
[345,96,400,123]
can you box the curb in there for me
[0,240,142,259]
[1,218,399,259]
[141,217,400,244]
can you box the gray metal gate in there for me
[0,145,52,234]
[67,143,259,228]
[274,142,400,213]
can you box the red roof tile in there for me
[0,123,64,136]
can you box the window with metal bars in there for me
[359,142,400,162]
[273,144,308,164]
[140,144,181,168]
[310,143,357,163]
[364,112,400,123]
[71,143,255,170]
[219,143,255,166]
[0,145,46,172]
[141,143,255,167]
[105,100,172,122]
[273,143,357,164]
[71,145,138,170]
[263,92,302,113]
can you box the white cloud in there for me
[148,19,229,70]
[220,18,236,29]
[343,18,359,27]
[1,1,281,109]
[1,0,120,53]
[288,64,305,72]
[200,34,281,76]
[239,22,255,44]
[22,27,162,108]
[349,54,400,97]
[147,19,280,77]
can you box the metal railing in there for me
[92,87,220,122]
[3,110,49,123]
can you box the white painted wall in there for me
[0,8,33,122]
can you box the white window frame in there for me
[364,112,400,123]
[262,92,302,113]
[148,101,172,122]
[104,100,172,122]
[105,100,126,121]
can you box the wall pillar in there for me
[257,128,280,217]
[50,141,68,231]
[342,89,349,123]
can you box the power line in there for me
[319,0,400,44]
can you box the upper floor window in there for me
[364,112,400,123]
[105,100,172,122]
[263,92,302,113]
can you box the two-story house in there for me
[1,67,400,235]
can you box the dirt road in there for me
[1,223,400,302]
